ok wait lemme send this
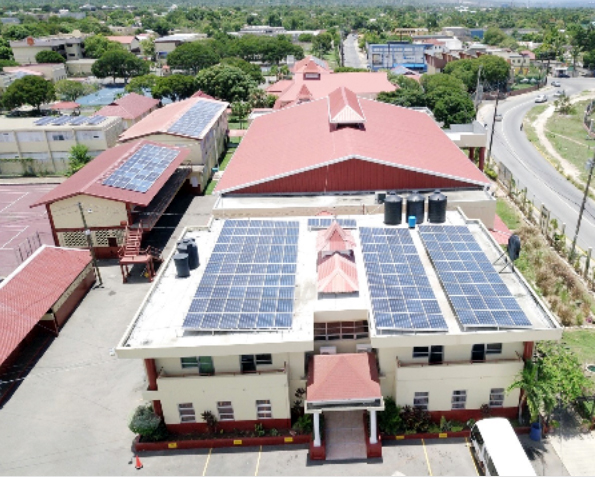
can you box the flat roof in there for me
[0,115,121,131]
[117,210,560,358]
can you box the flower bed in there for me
[382,426,530,441]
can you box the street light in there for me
[569,158,595,262]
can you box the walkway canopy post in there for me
[370,410,378,444]
[313,412,322,447]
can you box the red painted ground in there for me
[0,185,56,278]
[490,215,512,246]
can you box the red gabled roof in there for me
[214,88,490,194]
[292,55,330,74]
[95,92,160,120]
[328,87,365,124]
[30,140,191,208]
[316,221,356,253]
[307,353,381,402]
[191,90,216,100]
[266,79,293,95]
[317,253,358,293]
[297,84,313,101]
[0,246,92,364]
[119,96,227,142]
[106,35,136,45]
[51,101,80,110]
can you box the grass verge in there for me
[496,197,520,230]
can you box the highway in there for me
[480,78,595,252]
[343,33,367,69]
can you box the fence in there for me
[14,232,42,266]
[495,160,595,290]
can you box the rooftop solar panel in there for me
[87,115,107,125]
[51,116,72,126]
[34,116,55,126]
[360,227,448,333]
[167,100,225,139]
[101,143,179,193]
[182,219,299,332]
[69,116,90,126]
[419,224,532,330]
[307,218,357,229]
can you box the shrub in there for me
[400,405,431,433]
[378,396,403,435]
[484,167,498,180]
[201,410,218,433]
[128,404,167,441]
[293,414,313,434]
[254,423,265,437]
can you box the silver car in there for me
[535,94,547,103]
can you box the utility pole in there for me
[486,86,500,167]
[474,64,483,114]
[569,158,595,262]
[78,202,103,287]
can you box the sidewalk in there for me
[548,408,595,476]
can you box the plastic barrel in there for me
[428,190,447,224]
[406,192,425,225]
[384,194,403,225]
[173,253,190,278]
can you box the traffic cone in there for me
[135,455,143,470]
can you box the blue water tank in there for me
[408,216,417,228]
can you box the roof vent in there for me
[328,87,366,125]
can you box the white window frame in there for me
[451,390,467,410]
[255,354,272,365]
[217,401,235,421]
[413,391,429,410]
[178,403,196,423]
[256,400,272,419]
[486,343,503,355]
[489,388,505,408]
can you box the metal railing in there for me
[158,362,287,379]
[397,353,522,368]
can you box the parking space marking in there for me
[202,448,212,476]
[466,438,480,476]
[422,439,433,476]
[254,445,262,476]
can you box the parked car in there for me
[535,94,548,103]
[553,90,565,97]
[558,73,570,78]
[551,80,561,87]
[495,113,503,121]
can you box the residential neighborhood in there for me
[1,2,595,476]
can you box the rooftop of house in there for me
[10,36,84,47]
[214,87,488,195]
[30,140,191,208]
[116,210,560,359]
[154,33,205,43]
[119,96,227,142]
[106,35,136,44]
[94,92,160,120]
[0,115,121,132]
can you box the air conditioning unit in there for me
[320,346,336,355]
[376,191,386,204]
[356,344,373,353]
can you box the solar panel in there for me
[87,115,107,125]
[34,116,55,126]
[360,227,448,333]
[167,100,225,139]
[419,225,532,330]
[311,57,327,68]
[69,116,90,126]
[50,116,71,126]
[307,218,357,229]
[101,143,179,193]
[182,219,299,331]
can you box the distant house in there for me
[94,93,160,130]
[10,35,85,65]
[367,42,430,72]
[118,96,228,192]
[154,34,207,61]
[106,35,140,53]
[3,63,67,82]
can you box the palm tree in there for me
[508,360,556,424]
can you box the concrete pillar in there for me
[468,147,475,161]
[370,410,378,444]
[313,413,321,447]
[478,147,486,171]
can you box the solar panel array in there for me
[102,144,179,193]
[183,219,300,331]
[360,227,448,332]
[167,100,225,139]
[311,57,327,68]
[307,218,357,229]
[34,115,107,127]
[419,225,532,330]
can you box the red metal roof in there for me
[51,101,80,110]
[95,93,159,120]
[307,353,381,402]
[292,55,330,74]
[317,253,358,293]
[316,221,356,253]
[328,87,365,124]
[214,88,490,194]
[119,96,227,142]
[191,90,216,100]
[106,35,136,44]
[266,79,293,95]
[297,84,313,101]
[0,246,92,365]
[30,140,191,208]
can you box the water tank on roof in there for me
[185,239,199,270]
[428,190,447,224]
[384,194,403,226]
[406,191,425,225]
[173,253,190,278]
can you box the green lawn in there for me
[496,197,520,230]
[203,141,240,195]
[545,99,594,183]
[228,121,248,130]
[562,329,595,375]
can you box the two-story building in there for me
[10,35,85,64]
[367,42,430,72]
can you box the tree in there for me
[84,35,124,59]
[220,57,264,84]
[443,59,480,92]
[483,26,508,46]
[66,144,93,176]
[125,74,159,94]
[584,51,595,71]
[554,93,575,115]
[128,404,166,442]
[231,101,251,129]
[140,38,155,61]
[0,46,14,61]
[377,88,427,108]
[152,75,197,102]
[3,75,55,112]
[0,59,19,71]
[167,41,220,75]
[195,64,256,102]
[54,79,94,101]
[311,32,333,57]
[477,55,511,88]
[91,50,149,83]
[35,50,66,64]
[249,88,276,108]
[431,90,475,127]
[335,67,369,73]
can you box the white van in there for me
[470,418,536,476]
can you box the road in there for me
[480,77,595,252]
[343,33,367,69]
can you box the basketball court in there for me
[0,184,56,278]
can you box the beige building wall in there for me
[65,60,96,76]
[50,194,128,229]
[12,46,53,64]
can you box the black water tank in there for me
[186,239,199,269]
[384,194,403,225]
[173,253,190,278]
[406,191,425,225]
[428,190,447,224]
[176,242,188,255]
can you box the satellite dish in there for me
[507,234,521,261]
